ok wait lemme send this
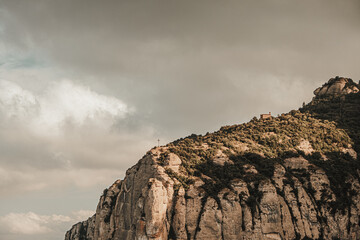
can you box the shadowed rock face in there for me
[65,78,360,240]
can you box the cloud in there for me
[0,79,130,135]
[0,75,156,196]
[0,212,51,235]
[37,80,130,132]
[0,210,94,235]
[0,80,37,119]
[1,0,360,138]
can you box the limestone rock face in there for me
[65,215,95,240]
[65,148,360,240]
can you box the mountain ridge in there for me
[65,77,360,240]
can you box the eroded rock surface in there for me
[65,149,360,240]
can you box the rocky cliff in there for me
[65,77,360,240]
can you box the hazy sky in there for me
[0,1,360,239]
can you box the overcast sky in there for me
[0,1,360,239]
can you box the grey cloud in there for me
[0,210,95,240]
[1,0,359,191]
[2,0,359,138]
[0,78,155,199]
[1,0,359,189]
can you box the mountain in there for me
[65,77,360,240]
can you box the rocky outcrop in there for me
[313,77,359,98]
[65,77,360,240]
[65,215,96,240]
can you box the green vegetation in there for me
[157,152,169,166]
[301,92,360,152]
[169,110,351,162]
[160,90,360,215]
[165,168,193,190]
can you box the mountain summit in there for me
[313,76,359,98]
[65,77,360,240]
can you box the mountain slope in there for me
[65,77,360,240]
